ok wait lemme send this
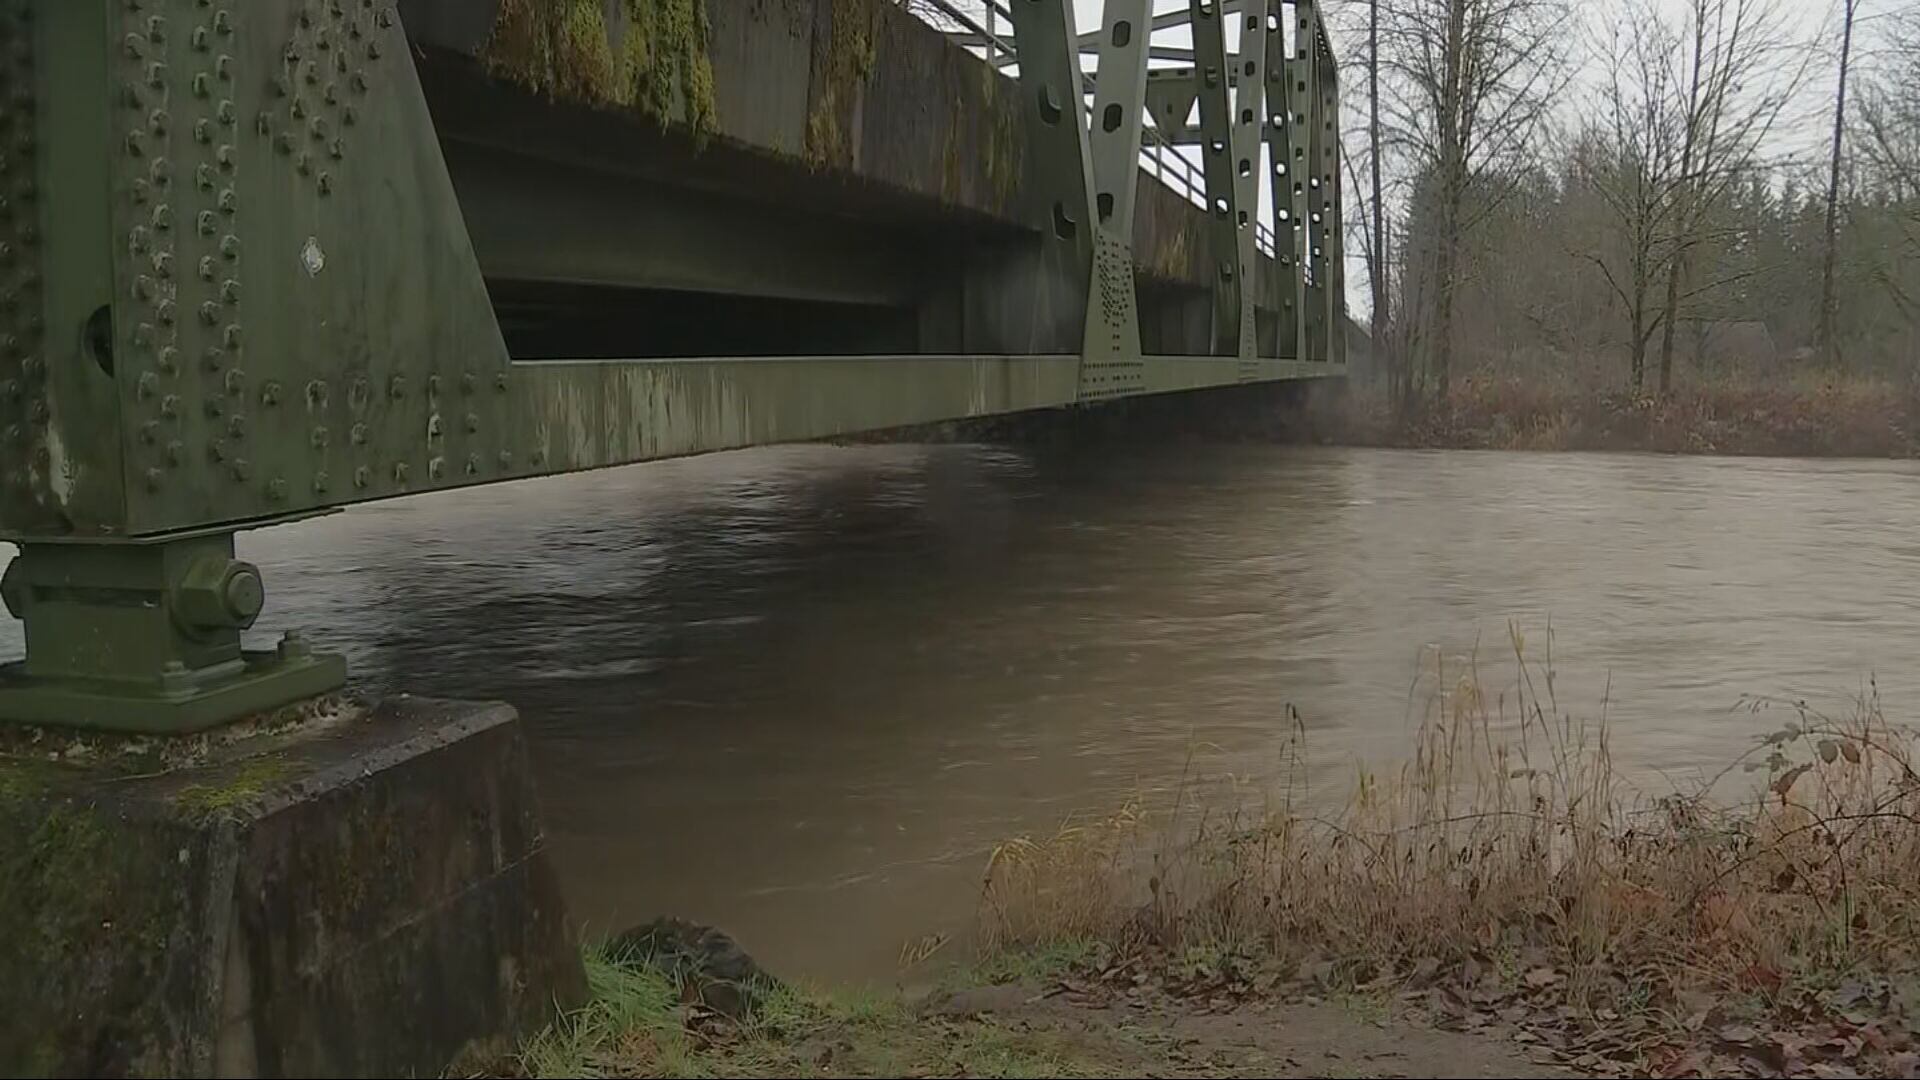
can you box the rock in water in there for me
[604,918,779,1018]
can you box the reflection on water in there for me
[4,444,1919,980]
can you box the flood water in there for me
[5,443,1920,981]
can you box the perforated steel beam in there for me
[1229,4,1269,370]
[1264,0,1301,358]
[1188,0,1242,357]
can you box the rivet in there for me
[156,298,176,325]
[343,104,358,125]
[199,300,220,325]
[426,413,441,438]
[464,412,479,433]
[494,372,509,392]
[292,96,306,119]
[277,131,295,154]
[124,34,145,59]
[198,255,216,280]
[136,371,158,398]
[215,10,232,35]
[217,144,236,170]
[465,452,480,476]
[192,72,210,97]
[531,447,546,466]
[145,467,163,491]
[351,71,368,92]
[223,323,241,347]
[197,209,216,234]
[461,372,477,395]
[133,323,155,347]
[389,375,404,399]
[158,345,179,372]
[274,72,292,99]
[203,346,224,370]
[139,420,160,444]
[224,368,244,393]
[367,39,381,59]
[152,202,171,228]
[160,393,179,417]
[428,456,444,479]
[256,111,273,136]
[497,449,513,469]
[165,440,183,465]
[208,438,227,462]
[311,425,328,448]
[192,26,209,52]
[126,131,145,156]
[350,422,367,444]
[297,150,311,175]
[195,162,215,189]
[393,461,408,482]
[317,172,332,195]
[304,60,318,85]
[133,275,157,299]
[146,16,166,42]
[216,54,233,80]
[149,107,169,134]
[220,234,240,258]
[328,138,343,160]
[314,471,330,494]
[205,396,223,417]
[377,9,392,28]
[217,100,235,125]
[228,413,246,437]
[220,279,239,303]
[154,250,174,277]
[134,179,153,204]
[129,225,151,252]
[124,82,145,109]
[353,465,368,488]
[427,374,441,396]
[230,457,250,481]
[261,380,280,405]
[147,62,166,88]
[266,477,286,501]
[325,83,338,105]
[335,51,348,74]
[218,188,236,212]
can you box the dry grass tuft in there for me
[979,624,1920,1036]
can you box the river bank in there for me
[1297,376,1920,458]
[499,642,1920,1078]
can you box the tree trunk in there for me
[1817,0,1857,363]
[1659,4,1709,398]
[1430,0,1467,407]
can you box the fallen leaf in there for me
[1720,1024,1759,1045]
[1525,966,1562,990]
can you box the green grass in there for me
[514,947,1118,1078]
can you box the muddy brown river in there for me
[5,444,1917,980]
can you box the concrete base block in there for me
[0,696,585,1077]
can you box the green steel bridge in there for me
[0,0,1346,732]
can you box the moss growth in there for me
[173,756,288,821]
[804,0,881,167]
[483,0,718,139]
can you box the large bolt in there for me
[0,557,27,618]
[173,556,264,632]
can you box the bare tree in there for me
[1652,0,1804,393]
[1816,0,1861,363]
[1379,0,1573,405]
[1574,0,1687,393]
[1368,0,1393,408]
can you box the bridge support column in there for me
[0,696,585,1076]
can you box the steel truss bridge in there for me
[0,0,1345,731]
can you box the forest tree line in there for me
[1349,0,1920,407]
